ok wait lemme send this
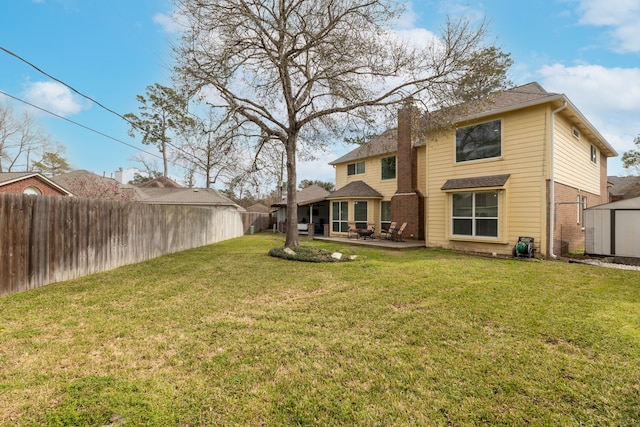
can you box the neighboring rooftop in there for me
[272,184,330,207]
[608,176,640,200]
[138,176,183,188]
[0,172,73,195]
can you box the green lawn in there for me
[1,233,639,426]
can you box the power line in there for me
[0,89,176,169]
[0,45,209,179]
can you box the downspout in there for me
[548,101,567,259]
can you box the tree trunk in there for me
[161,139,169,177]
[284,137,299,248]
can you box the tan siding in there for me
[334,154,397,199]
[424,106,549,256]
[553,114,601,195]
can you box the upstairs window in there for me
[590,145,597,164]
[347,161,365,176]
[456,119,502,163]
[381,156,396,180]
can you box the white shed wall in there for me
[615,211,640,257]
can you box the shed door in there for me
[614,211,640,258]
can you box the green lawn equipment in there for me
[513,236,535,258]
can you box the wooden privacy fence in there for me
[239,211,273,234]
[0,193,244,296]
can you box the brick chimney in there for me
[391,102,424,239]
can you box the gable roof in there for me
[331,82,617,163]
[272,184,331,207]
[330,129,397,165]
[137,176,183,188]
[421,82,616,157]
[328,180,383,199]
[51,170,144,200]
[0,172,73,195]
[246,203,272,213]
[608,176,640,199]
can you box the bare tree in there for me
[0,104,60,172]
[173,0,510,247]
[176,110,244,188]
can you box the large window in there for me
[347,161,365,176]
[381,156,396,180]
[456,119,501,163]
[452,191,498,237]
[354,201,368,229]
[332,201,348,232]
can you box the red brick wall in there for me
[549,181,605,255]
[391,104,424,239]
[0,177,68,196]
[599,152,609,203]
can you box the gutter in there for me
[548,101,567,259]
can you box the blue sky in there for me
[1,0,639,187]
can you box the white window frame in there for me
[332,201,349,233]
[380,156,396,180]
[347,161,365,176]
[451,191,499,238]
[455,119,502,163]
[354,200,368,229]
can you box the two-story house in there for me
[327,82,617,257]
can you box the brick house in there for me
[0,172,73,196]
[327,82,617,257]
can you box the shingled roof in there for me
[137,187,241,208]
[272,184,331,207]
[608,176,640,199]
[420,82,616,157]
[328,181,383,199]
[330,129,397,165]
[441,174,511,190]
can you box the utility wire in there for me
[0,46,134,126]
[0,89,183,170]
[0,45,208,173]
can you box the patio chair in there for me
[392,222,408,241]
[347,221,357,237]
[380,222,397,240]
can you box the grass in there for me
[1,232,639,426]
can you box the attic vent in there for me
[572,127,580,140]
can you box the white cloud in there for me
[539,63,640,174]
[153,12,183,34]
[575,0,640,52]
[297,149,340,185]
[23,81,85,117]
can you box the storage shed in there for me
[584,197,640,259]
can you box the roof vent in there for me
[572,127,580,140]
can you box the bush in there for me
[268,245,355,262]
